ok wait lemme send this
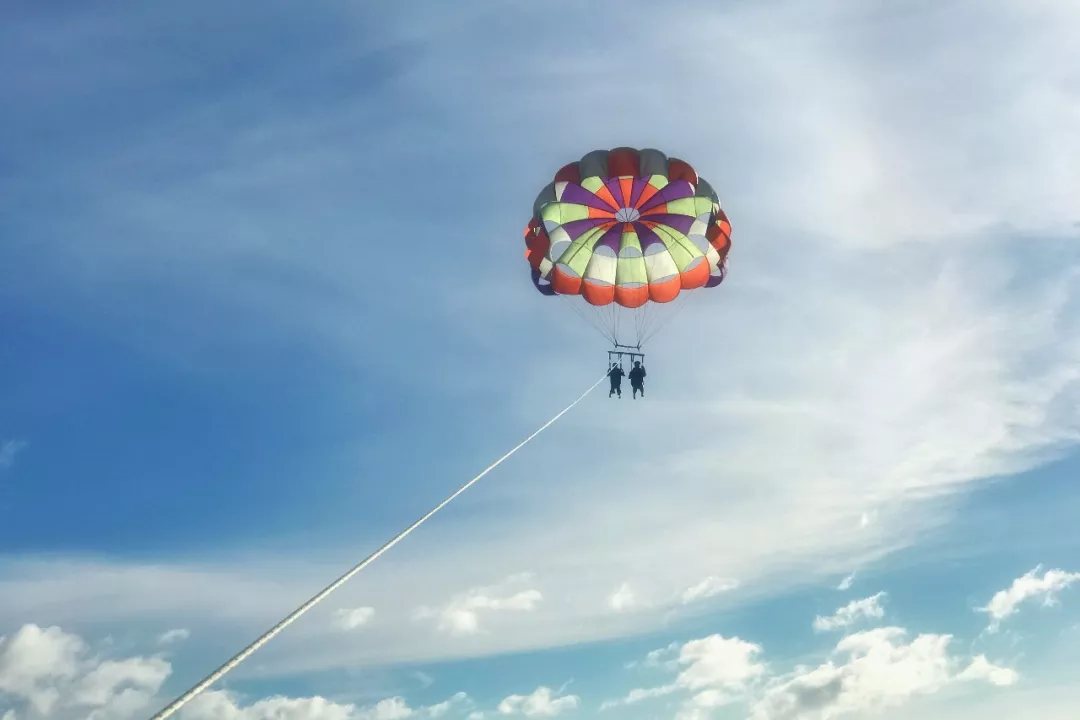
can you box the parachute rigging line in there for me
[558,294,616,345]
[147,374,609,720]
[640,288,703,347]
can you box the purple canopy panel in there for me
[559,182,618,212]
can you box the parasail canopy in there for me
[525,147,731,347]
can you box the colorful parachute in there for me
[525,147,731,347]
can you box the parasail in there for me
[524,147,731,350]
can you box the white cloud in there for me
[622,642,680,673]
[0,623,168,719]
[0,441,26,471]
[958,655,1020,687]
[676,635,768,693]
[416,576,542,637]
[179,690,471,720]
[874,680,1080,720]
[0,625,82,715]
[425,692,469,719]
[607,584,634,612]
[813,593,887,632]
[680,577,739,605]
[750,627,1017,720]
[604,634,766,715]
[608,611,1024,720]
[599,685,676,711]
[497,687,578,717]
[334,607,376,631]
[179,690,361,720]
[676,688,739,720]
[0,623,473,720]
[979,565,1080,631]
[359,697,413,720]
[644,643,680,666]
[836,573,856,592]
[156,629,190,645]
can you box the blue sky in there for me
[2,0,1080,718]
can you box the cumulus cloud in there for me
[0,623,168,719]
[0,623,477,720]
[750,627,1017,720]
[813,593,887,632]
[416,575,542,636]
[497,687,578,717]
[603,634,766,715]
[608,601,1024,720]
[179,690,476,720]
[978,565,1080,631]
[836,573,856,592]
[958,655,1021,687]
[425,692,470,719]
[178,688,472,720]
[358,697,413,720]
[675,635,768,693]
[180,691,368,720]
[680,577,739,605]
[334,607,376,631]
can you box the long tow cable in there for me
[147,373,608,720]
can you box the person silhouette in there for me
[629,360,646,399]
[607,362,625,398]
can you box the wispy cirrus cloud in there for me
[156,628,190,645]
[334,607,376,631]
[0,441,26,471]
[680,577,739,605]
